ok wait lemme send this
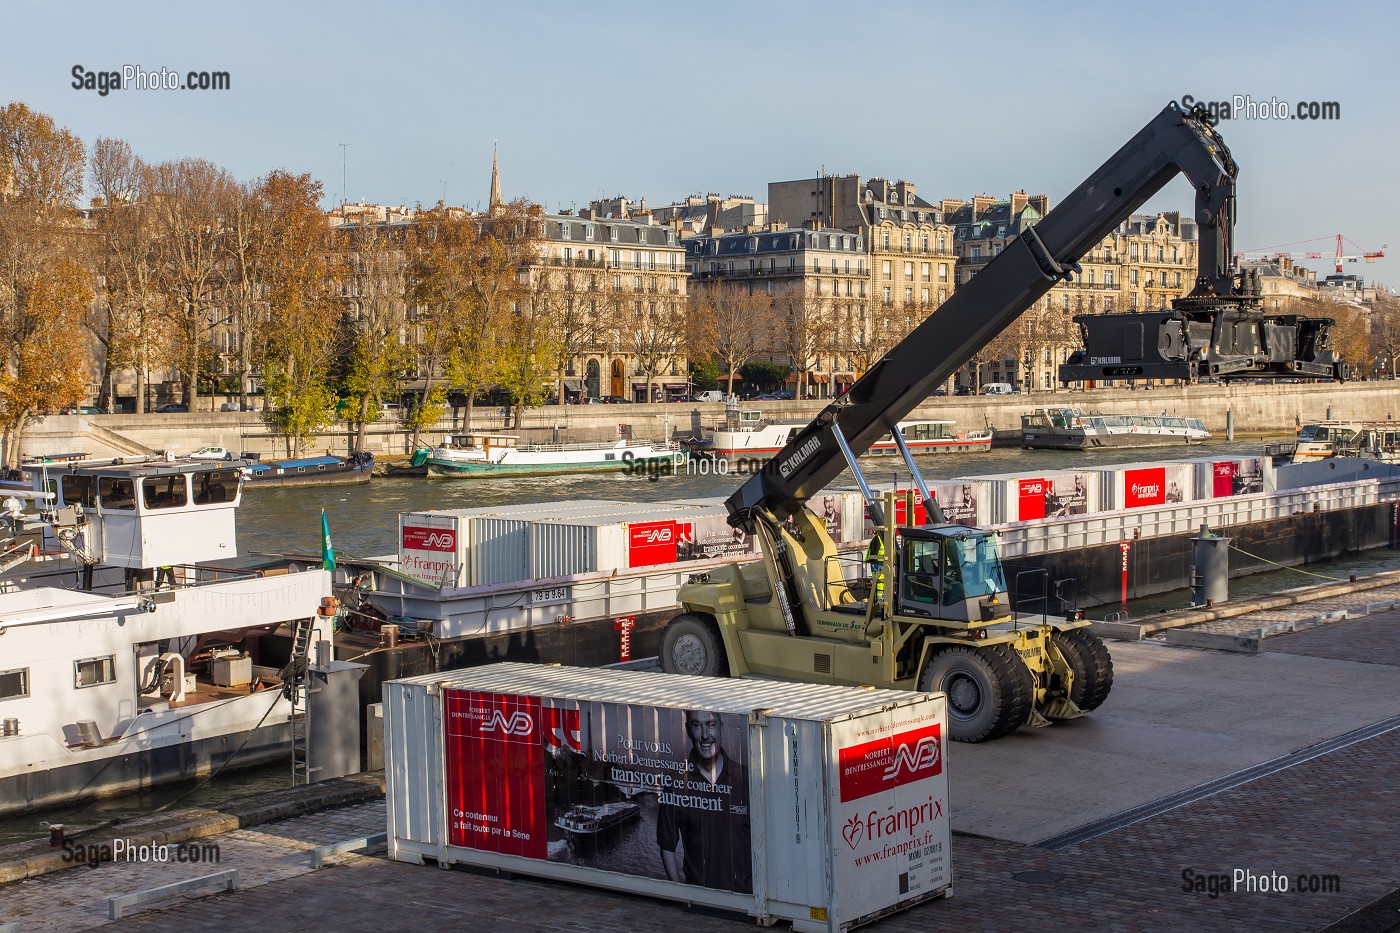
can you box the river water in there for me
[13,434,1400,846]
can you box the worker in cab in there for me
[866,533,886,603]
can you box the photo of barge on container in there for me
[554,801,641,839]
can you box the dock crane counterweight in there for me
[661,101,1252,741]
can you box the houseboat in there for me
[1292,421,1400,464]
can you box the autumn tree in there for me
[146,158,235,409]
[1369,292,1400,378]
[689,281,769,396]
[336,220,411,450]
[610,287,687,404]
[547,266,601,404]
[1282,296,1370,378]
[87,137,174,413]
[502,264,562,426]
[0,104,91,465]
[255,171,343,455]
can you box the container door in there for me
[827,699,951,926]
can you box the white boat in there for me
[0,456,330,817]
[1292,421,1400,464]
[1021,406,1210,450]
[412,432,688,478]
[690,409,992,459]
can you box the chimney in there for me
[896,180,916,204]
[940,198,967,214]
[1010,190,1028,214]
[704,195,723,236]
[1029,194,1050,216]
[972,195,996,219]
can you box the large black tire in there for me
[917,644,1034,743]
[660,612,728,677]
[1053,629,1114,712]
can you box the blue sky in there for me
[7,0,1395,285]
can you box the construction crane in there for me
[1236,234,1387,274]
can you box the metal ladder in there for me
[287,614,317,785]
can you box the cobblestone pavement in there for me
[93,717,1398,933]
[1152,581,1400,638]
[10,613,1400,932]
[0,800,385,932]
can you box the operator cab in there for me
[896,525,1007,624]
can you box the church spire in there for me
[488,142,502,212]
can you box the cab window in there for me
[142,475,189,510]
[193,470,238,505]
[98,477,136,510]
[61,475,97,508]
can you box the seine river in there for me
[12,433,1400,845]
[234,436,1297,559]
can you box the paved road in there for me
[4,613,1398,932]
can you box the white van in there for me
[693,390,727,403]
[982,383,1014,395]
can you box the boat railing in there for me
[518,439,684,454]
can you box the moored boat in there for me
[690,408,991,459]
[1291,420,1400,464]
[411,432,687,478]
[1021,406,1210,450]
[242,451,374,488]
[0,455,331,817]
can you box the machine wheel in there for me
[1053,629,1114,712]
[918,645,1034,743]
[660,612,728,677]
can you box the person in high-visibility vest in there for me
[866,533,886,602]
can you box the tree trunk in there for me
[136,364,148,415]
[355,395,369,452]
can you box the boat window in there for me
[0,667,27,700]
[141,475,188,510]
[61,475,97,508]
[74,656,115,688]
[193,470,238,505]
[98,477,136,510]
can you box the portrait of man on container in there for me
[656,709,752,893]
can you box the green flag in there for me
[321,510,336,571]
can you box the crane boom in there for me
[726,100,1246,526]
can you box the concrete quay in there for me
[4,590,1400,930]
[20,379,1393,461]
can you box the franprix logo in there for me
[842,814,865,849]
[1131,483,1160,498]
[882,735,941,781]
[480,710,534,735]
[1124,467,1167,508]
[838,722,943,802]
[402,525,456,551]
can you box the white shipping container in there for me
[384,663,951,932]
[1179,456,1275,499]
[1098,460,1198,510]
[398,511,469,588]
[468,516,532,586]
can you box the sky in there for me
[5,0,1395,286]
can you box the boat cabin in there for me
[444,433,520,451]
[20,458,243,569]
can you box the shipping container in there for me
[384,663,951,932]
[1177,456,1275,499]
[398,511,470,588]
[1098,460,1198,510]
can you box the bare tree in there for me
[689,281,768,396]
[769,283,830,399]
[337,220,410,450]
[611,290,686,404]
[146,158,235,409]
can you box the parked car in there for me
[188,446,234,461]
[600,395,632,404]
[378,403,405,421]
[61,405,108,415]
[154,403,189,413]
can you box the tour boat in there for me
[690,409,992,459]
[1020,406,1210,450]
[411,432,688,478]
[0,455,331,817]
